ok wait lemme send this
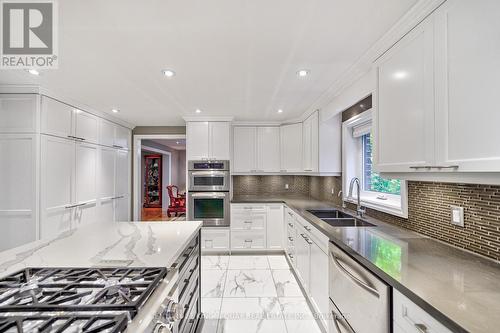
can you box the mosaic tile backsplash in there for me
[233,176,500,261]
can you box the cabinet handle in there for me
[330,252,380,298]
[303,225,312,232]
[288,254,294,259]
[112,144,123,149]
[306,239,313,245]
[410,165,459,170]
[304,169,313,172]
[288,237,293,241]
[65,204,77,209]
[288,223,294,227]
[414,324,428,333]
[244,239,253,242]
[280,170,287,173]
[244,221,252,224]
[332,311,355,333]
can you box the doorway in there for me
[133,135,186,221]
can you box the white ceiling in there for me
[0,0,418,126]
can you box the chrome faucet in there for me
[348,177,365,217]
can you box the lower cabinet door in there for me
[201,228,230,251]
[114,195,130,222]
[266,204,284,249]
[231,230,266,250]
[310,242,329,329]
[295,232,311,292]
[74,142,98,227]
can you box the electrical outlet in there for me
[285,183,289,190]
[450,205,464,227]
[331,188,335,195]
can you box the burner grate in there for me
[0,267,167,318]
[0,313,128,333]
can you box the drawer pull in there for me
[244,239,253,242]
[288,237,293,241]
[332,311,355,333]
[288,223,294,227]
[304,225,312,232]
[414,324,428,333]
[288,254,294,259]
[331,252,380,298]
[244,221,252,224]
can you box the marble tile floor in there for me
[200,255,323,333]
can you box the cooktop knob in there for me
[161,300,184,322]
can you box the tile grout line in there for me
[267,255,290,333]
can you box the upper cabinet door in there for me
[41,96,74,139]
[302,112,319,172]
[99,119,115,147]
[280,123,303,172]
[75,110,99,144]
[374,16,435,172]
[0,94,38,133]
[233,127,257,172]
[209,122,231,160]
[187,122,209,160]
[434,0,500,171]
[114,125,131,150]
[257,127,280,172]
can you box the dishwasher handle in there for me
[331,311,355,333]
[331,252,380,298]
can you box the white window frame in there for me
[342,109,408,218]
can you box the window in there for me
[362,133,401,195]
[342,109,408,218]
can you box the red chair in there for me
[167,185,186,217]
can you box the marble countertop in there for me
[232,194,500,333]
[0,221,202,278]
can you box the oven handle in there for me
[190,171,227,176]
[191,192,227,198]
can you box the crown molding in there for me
[182,116,234,122]
[0,84,135,129]
[305,0,446,114]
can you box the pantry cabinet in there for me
[0,134,38,251]
[280,123,303,172]
[187,121,231,161]
[375,0,500,175]
[1,91,132,248]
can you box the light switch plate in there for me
[450,205,464,227]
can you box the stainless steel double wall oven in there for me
[187,160,230,227]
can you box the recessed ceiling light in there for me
[297,69,310,77]
[26,69,40,76]
[111,108,119,113]
[195,109,202,114]
[278,109,283,113]
[162,69,176,77]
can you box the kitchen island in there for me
[0,221,203,333]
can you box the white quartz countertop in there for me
[0,221,202,278]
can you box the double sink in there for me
[307,209,376,227]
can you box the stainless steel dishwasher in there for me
[329,242,390,333]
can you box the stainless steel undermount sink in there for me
[306,209,376,227]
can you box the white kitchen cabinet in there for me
[231,230,266,250]
[98,146,116,222]
[302,111,319,172]
[233,127,257,172]
[0,94,38,133]
[310,241,329,329]
[257,127,280,172]
[280,123,303,172]
[233,126,280,173]
[75,110,99,144]
[74,142,98,227]
[41,96,74,138]
[393,290,452,333]
[433,0,500,172]
[295,227,311,291]
[266,204,284,249]
[187,121,231,161]
[374,14,435,172]
[99,119,131,150]
[202,228,230,251]
[0,134,38,250]
[209,122,231,160]
[40,135,75,239]
[115,149,131,221]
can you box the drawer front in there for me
[201,228,230,250]
[329,244,390,333]
[296,215,329,252]
[393,290,452,333]
[231,230,266,249]
[231,204,266,213]
[231,211,266,230]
